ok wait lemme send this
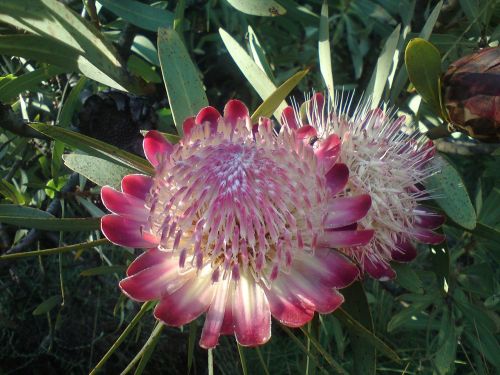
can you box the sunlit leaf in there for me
[248,26,275,82]
[226,0,286,16]
[366,24,401,109]
[318,1,334,100]
[405,38,446,118]
[0,181,25,205]
[219,28,287,120]
[250,68,309,122]
[0,0,133,91]
[63,153,136,189]
[158,28,208,134]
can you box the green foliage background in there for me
[0,0,499,374]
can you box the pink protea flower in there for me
[100,99,374,348]
[280,92,445,281]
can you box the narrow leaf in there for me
[0,0,131,91]
[158,28,208,134]
[226,0,286,16]
[90,302,154,374]
[32,295,61,315]
[219,28,287,120]
[0,65,64,102]
[366,24,401,109]
[425,155,476,230]
[319,1,334,100]
[248,26,275,82]
[80,265,126,276]
[250,68,309,122]
[0,205,53,219]
[0,239,109,261]
[29,123,153,174]
[429,230,450,293]
[0,216,100,231]
[63,153,136,189]
[336,284,401,364]
[0,180,25,205]
[99,0,174,32]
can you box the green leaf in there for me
[0,216,100,231]
[225,0,286,16]
[387,299,434,332]
[0,35,77,72]
[121,323,165,374]
[219,27,287,120]
[0,0,132,91]
[0,180,26,205]
[63,153,136,189]
[405,38,446,118]
[419,1,443,40]
[58,76,88,128]
[247,26,275,82]
[32,295,61,315]
[318,1,334,100]
[237,344,248,375]
[0,204,54,219]
[426,155,476,230]
[250,68,309,122]
[389,1,443,103]
[0,65,64,103]
[336,284,400,365]
[392,263,424,294]
[158,28,208,134]
[366,24,401,109]
[132,35,160,66]
[80,265,126,276]
[429,230,450,293]
[51,140,66,179]
[0,239,109,261]
[434,308,457,375]
[299,326,348,374]
[127,55,162,84]
[90,302,155,375]
[99,0,174,32]
[478,187,500,228]
[336,283,374,374]
[29,123,153,175]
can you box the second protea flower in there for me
[280,93,445,280]
[100,100,373,348]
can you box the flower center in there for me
[146,125,328,283]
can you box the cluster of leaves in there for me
[0,0,499,374]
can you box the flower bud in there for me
[442,47,500,143]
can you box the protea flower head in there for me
[100,99,374,348]
[280,92,445,281]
